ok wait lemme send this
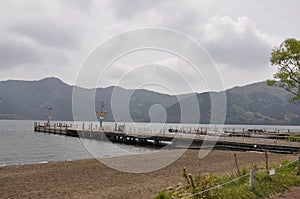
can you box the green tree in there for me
[268,38,300,102]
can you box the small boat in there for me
[249,133,276,139]
[168,128,179,133]
[206,130,231,137]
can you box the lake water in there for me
[0,120,153,166]
[1,120,300,167]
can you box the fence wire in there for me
[182,158,299,199]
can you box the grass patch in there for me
[287,133,300,142]
[155,160,300,199]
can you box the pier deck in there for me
[33,123,300,154]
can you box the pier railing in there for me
[33,122,300,154]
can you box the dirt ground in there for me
[0,149,298,199]
[271,186,300,199]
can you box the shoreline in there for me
[0,147,161,169]
[0,149,298,198]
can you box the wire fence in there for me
[183,173,250,198]
[182,158,299,199]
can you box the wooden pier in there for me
[34,122,300,154]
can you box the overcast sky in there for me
[0,0,299,94]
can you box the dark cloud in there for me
[9,21,80,49]
[0,40,41,69]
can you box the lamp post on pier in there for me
[45,106,53,126]
[96,101,108,130]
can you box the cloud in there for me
[108,0,211,34]
[95,50,214,94]
[0,0,298,93]
[0,39,41,69]
[107,1,276,77]
[201,16,274,69]
[109,0,160,19]
[8,21,81,49]
[62,0,93,12]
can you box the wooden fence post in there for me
[188,174,195,190]
[250,170,254,190]
[298,156,300,175]
[234,153,241,176]
[265,151,269,175]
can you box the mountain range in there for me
[0,77,300,125]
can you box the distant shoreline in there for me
[2,118,300,126]
[2,119,300,128]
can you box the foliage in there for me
[268,38,300,102]
[155,160,300,199]
[154,190,167,199]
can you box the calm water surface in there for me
[0,120,152,166]
[1,120,299,166]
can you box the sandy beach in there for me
[0,149,298,199]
